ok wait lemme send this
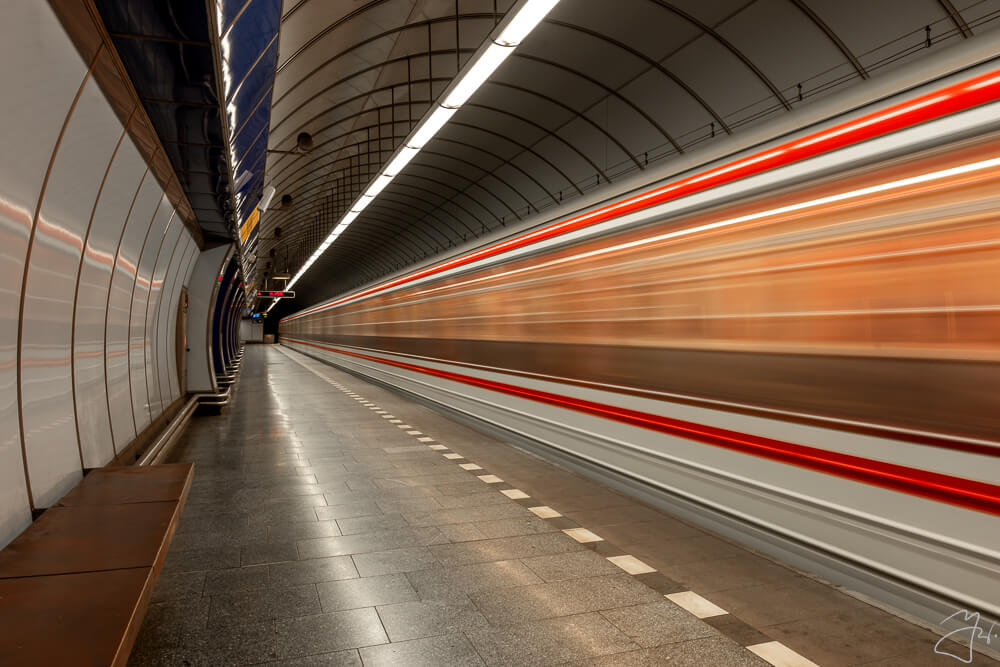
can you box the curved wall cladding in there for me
[0,2,202,546]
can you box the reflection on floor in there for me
[130,345,994,666]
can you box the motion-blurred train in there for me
[281,53,1000,628]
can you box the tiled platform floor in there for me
[130,345,997,666]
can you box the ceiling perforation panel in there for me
[256,0,1000,307]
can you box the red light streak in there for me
[286,68,1000,323]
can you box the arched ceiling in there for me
[258,0,999,308]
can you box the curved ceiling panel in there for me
[258,0,1000,307]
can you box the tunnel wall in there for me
[0,2,201,547]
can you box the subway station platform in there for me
[129,345,993,667]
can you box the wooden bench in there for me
[0,463,194,666]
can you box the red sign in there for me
[256,290,295,298]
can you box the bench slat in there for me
[57,463,193,506]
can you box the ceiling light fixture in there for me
[269,0,560,309]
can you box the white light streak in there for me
[406,156,1000,298]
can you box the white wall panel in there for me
[106,178,161,451]
[74,141,146,468]
[0,0,84,545]
[159,237,195,407]
[145,219,182,416]
[128,202,174,432]
[21,77,122,506]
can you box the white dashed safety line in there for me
[747,641,820,667]
[477,475,503,484]
[459,463,482,471]
[563,527,603,543]
[607,554,656,575]
[528,506,561,518]
[500,489,529,499]
[666,591,728,619]
[443,453,464,460]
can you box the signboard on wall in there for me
[239,208,259,246]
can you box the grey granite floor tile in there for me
[470,574,663,625]
[375,496,445,514]
[141,597,212,636]
[268,520,342,543]
[150,570,206,603]
[471,516,560,539]
[375,597,490,642]
[242,540,300,566]
[250,506,323,526]
[433,492,513,509]
[434,480,492,496]
[297,527,446,559]
[162,545,241,573]
[259,649,363,666]
[351,546,440,577]
[405,559,543,600]
[208,584,321,625]
[429,532,584,567]
[262,493,330,508]
[335,513,409,535]
[273,603,388,657]
[435,523,489,542]
[317,573,418,611]
[465,612,640,666]
[600,600,720,648]
[520,549,627,582]
[402,503,530,527]
[575,636,768,666]
[314,501,384,521]
[359,633,485,666]
[183,618,279,665]
[203,565,269,595]
[169,525,270,552]
[269,555,359,588]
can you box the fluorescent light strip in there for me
[442,43,514,108]
[495,0,559,45]
[279,0,559,300]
